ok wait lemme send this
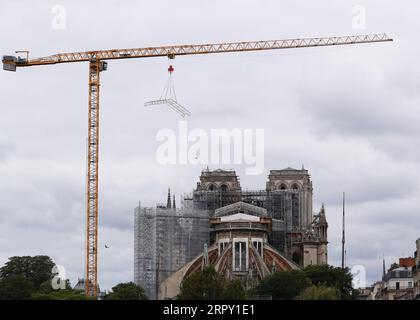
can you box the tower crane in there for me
[2,33,392,298]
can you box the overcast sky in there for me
[1,0,419,291]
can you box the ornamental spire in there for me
[166,188,171,209]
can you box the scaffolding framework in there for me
[144,99,191,118]
[134,199,209,299]
[135,185,318,298]
[192,189,303,260]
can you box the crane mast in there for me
[86,60,103,297]
[2,33,392,298]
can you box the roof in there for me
[383,267,413,281]
[220,213,260,222]
[214,201,267,217]
[201,168,237,175]
[282,167,299,170]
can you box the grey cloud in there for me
[0,141,13,161]
[1,0,420,290]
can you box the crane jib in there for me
[3,33,392,70]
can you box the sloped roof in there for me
[220,213,260,222]
[214,201,267,217]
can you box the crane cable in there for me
[160,64,177,101]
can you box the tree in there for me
[37,279,71,294]
[0,255,86,300]
[0,256,55,291]
[0,275,34,300]
[31,279,85,300]
[296,285,341,300]
[303,265,357,299]
[222,279,246,300]
[178,266,225,300]
[254,270,311,300]
[31,289,87,300]
[178,267,247,300]
[105,282,148,300]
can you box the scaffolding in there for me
[135,185,310,299]
[134,198,209,299]
[134,205,156,299]
[191,189,302,260]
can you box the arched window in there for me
[221,184,228,192]
[208,184,215,191]
[292,183,300,190]
[279,184,287,190]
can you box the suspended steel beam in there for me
[145,99,191,118]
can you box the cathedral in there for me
[134,167,328,299]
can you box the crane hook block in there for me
[168,65,174,73]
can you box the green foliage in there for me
[31,279,81,299]
[179,266,351,301]
[31,289,87,300]
[254,270,311,300]
[296,285,341,300]
[105,282,148,300]
[0,255,84,300]
[178,266,225,300]
[222,279,246,300]
[0,256,55,291]
[177,266,246,300]
[0,275,34,300]
[303,265,357,299]
[38,279,72,293]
